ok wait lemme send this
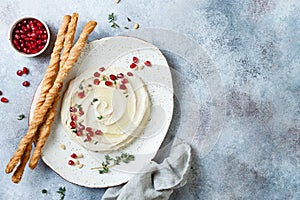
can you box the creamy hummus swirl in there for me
[61,66,151,152]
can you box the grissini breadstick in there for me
[5,20,97,174]
[11,143,32,183]
[29,13,79,170]
[5,15,71,175]
[29,95,60,169]
[60,13,78,68]
[35,15,71,109]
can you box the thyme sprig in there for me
[108,13,119,28]
[56,187,66,200]
[91,153,135,174]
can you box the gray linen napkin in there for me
[102,138,191,200]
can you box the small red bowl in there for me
[9,16,50,57]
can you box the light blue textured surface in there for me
[0,0,299,199]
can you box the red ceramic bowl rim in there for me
[8,16,50,57]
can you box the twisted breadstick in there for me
[11,143,32,183]
[29,95,60,169]
[5,15,71,175]
[5,20,97,174]
[60,13,78,68]
[29,13,79,170]
[35,15,71,109]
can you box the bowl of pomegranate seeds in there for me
[9,16,50,57]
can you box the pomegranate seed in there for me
[99,67,105,72]
[127,72,133,76]
[13,39,18,46]
[79,110,84,116]
[86,135,92,141]
[144,61,152,66]
[68,160,75,165]
[130,63,137,69]
[94,79,100,85]
[77,92,85,98]
[105,81,113,86]
[120,84,127,90]
[95,130,103,135]
[23,67,29,74]
[133,56,138,63]
[94,72,100,77]
[122,78,129,84]
[86,127,92,132]
[0,90,2,95]
[22,81,30,87]
[1,97,8,103]
[88,131,94,137]
[69,107,77,112]
[37,22,43,27]
[76,131,83,136]
[70,121,76,129]
[117,73,124,78]
[70,153,77,159]
[16,70,23,76]
[71,115,77,121]
[78,124,85,130]
[109,74,117,80]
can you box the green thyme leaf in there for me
[127,17,132,22]
[124,26,129,29]
[41,189,48,194]
[17,114,25,120]
[111,22,120,28]
[75,104,82,109]
[97,115,103,120]
[57,187,66,200]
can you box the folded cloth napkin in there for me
[102,137,191,200]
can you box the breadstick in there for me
[29,13,78,170]
[35,15,71,109]
[29,95,60,169]
[5,15,71,174]
[60,13,78,68]
[5,20,97,174]
[11,144,32,183]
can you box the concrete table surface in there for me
[0,0,299,199]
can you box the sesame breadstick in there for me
[5,20,97,174]
[5,15,71,174]
[11,143,32,183]
[29,95,60,169]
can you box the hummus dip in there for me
[61,66,151,152]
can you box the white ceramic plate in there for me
[30,36,173,188]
